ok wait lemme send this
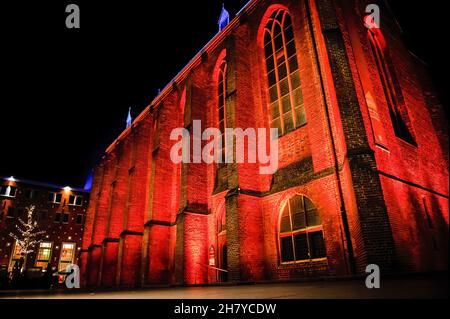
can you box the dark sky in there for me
[0,1,446,188]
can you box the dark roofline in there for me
[105,0,259,154]
[1,176,89,193]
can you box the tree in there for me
[9,205,46,272]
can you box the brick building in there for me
[80,0,449,288]
[0,176,90,275]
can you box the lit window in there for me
[263,9,305,136]
[35,242,53,269]
[8,241,24,272]
[58,243,76,272]
[69,195,83,206]
[218,61,227,163]
[279,195,326,262]
[368,29,415,144]
[0,185,17,198]
[48,192,62,204]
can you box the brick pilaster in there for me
[313,0,395,272]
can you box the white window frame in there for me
[49,192,62,204]
[69,195,83,206]
[1,185,17,198]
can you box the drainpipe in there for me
[305,0,356,275]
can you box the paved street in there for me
[0,274,447,299]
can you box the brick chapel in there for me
[80,0,449,287]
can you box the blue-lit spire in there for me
[126,107,133,128]
[84,170,93,191]
[218,3,230,32]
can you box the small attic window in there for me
[218,4,230,32]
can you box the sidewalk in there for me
[0,272,447,299]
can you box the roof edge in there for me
[105,0,260,155]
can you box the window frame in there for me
[278,195,327,264]
[58,242,76,273]
[54,212,62,223]
[6,207,15,218]
[35,241,53,269]
[367,29,415,145]
[262,9,306,137]
[217,60,228,164]
[48,192,62,204]
[62,212,70,224]
[1,185,17,198]
[69,194,83,206]
[8,240,24,272]
[76,214,84,225]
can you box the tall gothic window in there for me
[279,195,326,262]
[263,9,305,136]
[218,61,227,162]
[368,29,415,144]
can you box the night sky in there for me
[0,1,446,188]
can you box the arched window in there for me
[279,195,326,262]
[218,61,227,162]
[263,9,305,136]
[368,29,415,144]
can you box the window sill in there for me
[395,135,418,148]
[279,257,327,266]
[276,123,307,139]
[375,143,389,152]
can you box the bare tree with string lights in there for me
[9,205,46,272]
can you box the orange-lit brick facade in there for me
[80,0,449,287]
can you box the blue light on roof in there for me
[126,107,133,128]
[84,171,93,191]
[218,4,230,32]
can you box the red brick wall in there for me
[340,0,449,272]
[80,0,448,287]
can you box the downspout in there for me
[304,0,356,275]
